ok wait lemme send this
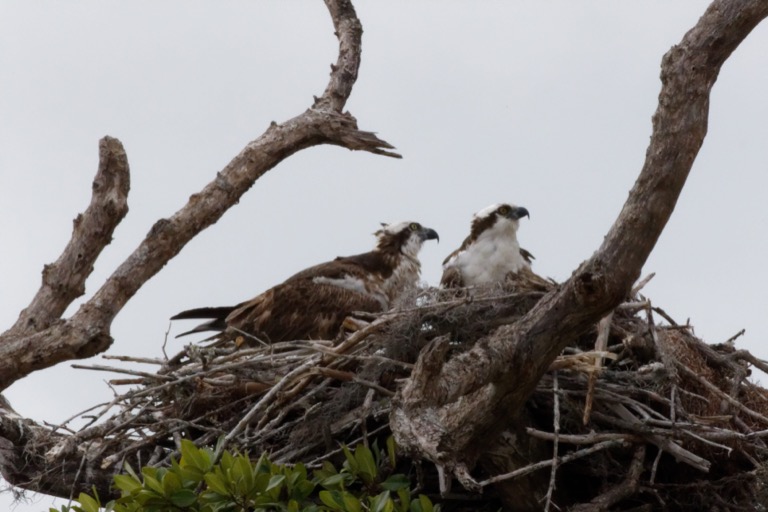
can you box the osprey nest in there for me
[58,278,768,510]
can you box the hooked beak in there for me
[509,206,529,220]
[420,227,440,243]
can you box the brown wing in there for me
[441,234,473,266]
[286,251,391,282]
[440,265,464,288]
[225,278,384,344]
[440,234,473,288]
[505,265,557,293]
[171,306,236,338]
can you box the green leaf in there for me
[232,454,255,494]
[410,495,434,512]
[253,472,272,493]
[319,490,346,511]
[342,492,363,512]
[179,466,206,486]
[134,488,161,505]
[170,488,198,508]
[285,466,301,495]
[291,479,316,502]
[386,437,397,469]
[141,473,164,496]
[370,438,382,469]
[266,474,285,492]
[314,460,338,482]
[171,457,203,487]
[76,493,101,512]
[180,439,212,472]
[369,491,393,512]
[381,474,410,491]
[319,473,347,490]
[220,450,235,471]
[354,444,378,485]
[396,488,410,512]
[297,462,308,480]
[124,462,140,481]
[341,445,358,474]
[253,452,270,473]
[113,474,143,494]
[162,470,182,495]
[204,472,230,496]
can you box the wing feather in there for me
[440,266,464,288]
[171,307,236,338]
[226,278,384,342]
[172,250,396,344]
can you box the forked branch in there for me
[0,0,396,393]
[391,0,768,485]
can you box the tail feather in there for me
[170,306,235,320]
[171,306,235,338]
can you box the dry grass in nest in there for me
[53,279,768,510]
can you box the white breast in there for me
[445,221,529,286]
[382,256,421,304]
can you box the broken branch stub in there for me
[0,0,398,393]
[391,0,768,484]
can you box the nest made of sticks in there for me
[60,280,768,511]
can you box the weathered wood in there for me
[391,0,768,488]
[0,0,395,496]
[10,136,129,337]
[0,0,396,394]
[1,0,767,507]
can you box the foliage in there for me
[52,438,436,512]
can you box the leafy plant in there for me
[54,438,436,512]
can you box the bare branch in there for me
[570,445,646,512]
[0,0,398,392]
[478,439,629,488]
[10,136,129,337]
[392,0,768,483]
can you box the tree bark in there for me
[1,0,767,505]
[0,0,397,497]
[0,0,396,394]
[391,0,768,491]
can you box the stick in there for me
[544,371,560,511]
[214,354,322,460]
[584,312,614,424]
[479,440,627,487]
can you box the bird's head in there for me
[471,203,529,237]
[375,221,439,258]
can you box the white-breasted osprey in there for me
[441,203,535,288]
[171,221,439,344]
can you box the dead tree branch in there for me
[391,0,768,486]
[0,285,766,509]
[0,0,396,393]
[0,0,398,495]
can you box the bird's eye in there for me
[498,206,509,215]
[409,222,420,231]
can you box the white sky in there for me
[2,1,767,510]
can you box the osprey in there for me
[171,221,439,344]
[441,203,534,288]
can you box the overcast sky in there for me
[2,1,767,510]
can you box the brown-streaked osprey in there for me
[171,221,439,344]
[441,203,535,288]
